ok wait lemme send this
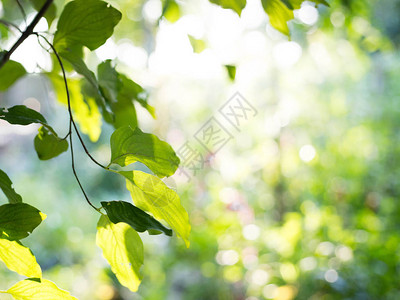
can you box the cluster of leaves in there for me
[209,0,329,35]
[0,0,190,297]
[0,0,329,298]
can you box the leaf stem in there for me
[0,0,53,69]
[37,34,101,213]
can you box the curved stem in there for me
[0,20,22,33]
[37,34,101,213]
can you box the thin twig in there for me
[37,34,101,212]
[0,19,22,33]
[0,0,53,69]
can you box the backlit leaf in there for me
[50,75,102,142]
[122,171,190,247]
[96,215,143,292]
[34,126,68,160]
[0,203,46,240]
[0,60,26,91]
[109,126,180,177]
[1,279,77,300]
[209,0,246,16]
[0,169,22,204]
[0,240,42,278]
[261,0,294,35]
[54,0,122,51]
[225,65,236,81]
[101,200,172,236]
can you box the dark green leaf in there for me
[0,60,26,91]
[29,0,57,26]
[0,105,57,135]
[209,0,246,16]
[0,169,22,204]
[225,65,236,81]
[0,203,46,240]
[96,215,143,292]
[34,126,68,160]
[101,200,172,236]
[109,126,180,177]
[54,0,122,51]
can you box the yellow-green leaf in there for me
[1,279,77,300]
[50,75,102,142]
[209,0,246,16]
[261,0,294,35]
[96,215,144,292]
[34,126,68,160]
[122,171,190,247]
[0,240,41,278]
[109,126,180,177]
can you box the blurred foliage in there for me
[1,0,400,299]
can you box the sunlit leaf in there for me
[188,35,206,53]
[122,171,190,247]
[0,60,26,91]
[0,203,46,240]
[261,0,294,35]
[54,0,122,50]
[109,126,179,177]
[209,0,246,16]
[101,200,173,236]
[0,169,22,204]
[0,240,41,278]
[162,0,181,23]
[96,215,143,292]
[49,75,102,142]
[34,126,68,160]
[225,65,236,81]
[29,0,57,26]
[1,278,77,299]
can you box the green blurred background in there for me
[1,0,400,299]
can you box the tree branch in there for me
[0,0,53,69]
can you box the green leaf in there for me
[225,65,236,81]
[101,200,173,236]
[0,105,58,136]
[162,0,181,23]
[96,215,143,292]
[261,0,294,36]
[109,126,180,177]
[0,203,46,240]
[0,105,46,125]
[0,240,42,278]
[34,126,68,160]
[0,169,22,204]
[209,0,246,16]
[54,0,122,51]
[0,60,26,91]
[59,48,98,89]
[29,0,57,26]
[49,75,102,142]
[122,171,190,247]
[188,35,206,54]
[1,278,77,299]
